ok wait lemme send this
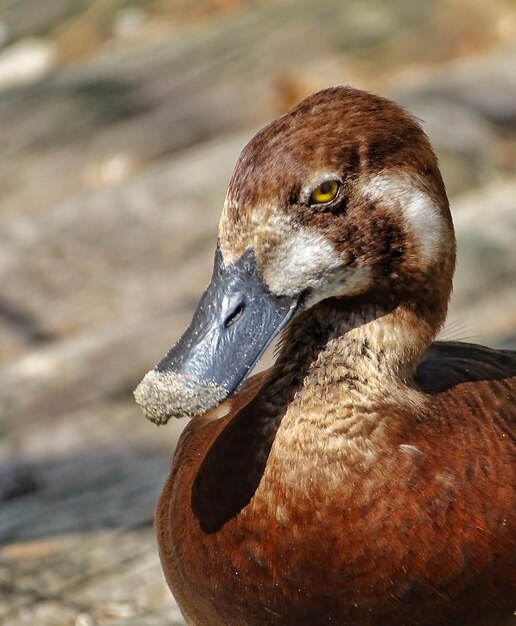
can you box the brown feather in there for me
[150,87,515,625]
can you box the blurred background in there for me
[0,1,515,624]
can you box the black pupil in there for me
[320,181,333,195]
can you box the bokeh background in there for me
[0,1,515,624]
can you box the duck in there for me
[134,86,515,626]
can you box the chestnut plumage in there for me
[135,87,515,626]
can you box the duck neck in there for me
[274,286,449,399]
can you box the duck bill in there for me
[134,246,299,424]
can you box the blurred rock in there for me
[392,46,516,194]
[446,179,516,343]
[113,8,148,41]
[398,46,516,128]
[0,39,56,90]
[0,21,10,47]
[0,133,245,354]
[84,151,140,187]
[53,0,118,65]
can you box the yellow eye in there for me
[309,180,340,205]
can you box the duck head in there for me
[134,86,456,424]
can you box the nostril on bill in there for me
[224,302,245,328]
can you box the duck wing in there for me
[416,341,516,407]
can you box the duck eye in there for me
[309,180,340,205]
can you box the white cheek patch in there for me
[262,225,345,298]
[302,264,372,308]
[263,226,340,296]
[361,172,444,266]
